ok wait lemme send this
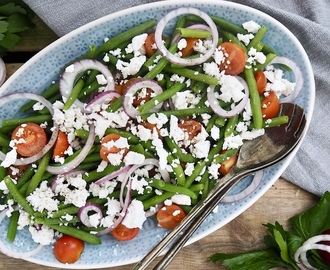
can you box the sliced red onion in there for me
[46,124,96,174]
[171,24,212,45]
[294,235,330,270]
[0,57,6,86]
[0,93,59,166]
[59,59,115,109]
[85,90,120,112]
[222,170,263,203]
[207,76,249,118]
[0,210,44,259]
[77,202,104,227]
[268,56,303,103]
[154,7,218,66]
[122,78,163,118]
[95,165,131,185]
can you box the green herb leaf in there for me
[0,2,26,16]
[6,13,35,33]
[210,249,292,270]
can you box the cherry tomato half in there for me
[52,131,70,159]
[100,133,128,162]
[178,119,202,141]
[261,91,280,119]
[11,122,47,157]
[111,222,140,241]
[219,150,238,176]
[218,42,246,76]
[254,70,267,94]
[180,37,199,58]
[157,204,186,230]
[53,235,84,264]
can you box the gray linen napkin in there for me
[23,0,330,196]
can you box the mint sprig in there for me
[0,0,35,57]
[210,191,330,269]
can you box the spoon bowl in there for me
[134,102,307,270]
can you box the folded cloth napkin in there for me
[23,0,330,196]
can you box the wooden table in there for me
[0,15,319,270]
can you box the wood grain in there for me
[1,14,319,270]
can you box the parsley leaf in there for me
[209,191,330,269]
[0,0,35,57]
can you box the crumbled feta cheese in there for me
[171,194,191,206]
[242,20,261,33]
[124,151,145,166]
[29,225,55,245]
[122,199,146,229]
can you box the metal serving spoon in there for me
[133,102,306,270]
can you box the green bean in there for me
[63,79,85,109]
[167,154,186,186]
[0,132,10,147]
[26,152,51,196]
[178,28,211,38]
[244,67,263,130]
[199,171,210,199]
[164,66,219,85]
[4,176,34,215]
[184,161,206,188]
[143,43,177,80]
[141,106,212,119]
[86,19,157,58]
[247,25,268,51]
[47,224,101,245]
[16,164,36,189]
[210,15,247,35]
[107,96,122,112]
[142,191,175,210]
[254,53,277,70]
[138,83,186,114]
[148,178,198,199]
[34,215,80,225]
[83,164,122,183]
[164,137,196,163]
[213,148,238,164]
[263,116,289,128]
[224,114,239,137]
[220,30,247,51]
[1,114,52,127]
[7,210,19,242]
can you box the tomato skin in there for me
[319,229,330,265]
[180,37,199,58]
[100,133,128,162]
[218,42,246,76]
[52,131,69,159]
[144,32,159,57]
[157,204,186,230]
[53,235,84,264]
[254,70,267,94]
[11,122,47,157]
[219,151,238,175]
[178,119,202,141]
[111,223,140,241]
[261,91,280,119]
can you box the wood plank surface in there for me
[0,13,319,270]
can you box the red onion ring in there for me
[46,124,96,174]
[77,202,104,227]
[154,7,218,66]
[221,170,263,203]
[268,56,303,103]
[0,57,6,86]
[294,235,330,270]
[122,78,163,118]
[85,90,120,111]
[0,210,44,259]
[95,165,131,185]
[59,59,115,109]
[0,93,59,166]
[207,76,249,118]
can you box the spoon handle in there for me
[132,170,246,270]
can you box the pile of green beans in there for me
[0,11,289,246]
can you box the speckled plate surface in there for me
[0,0,314,268]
